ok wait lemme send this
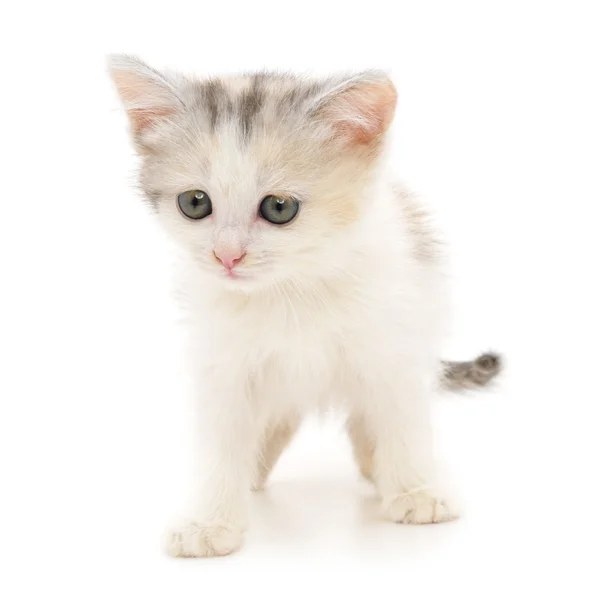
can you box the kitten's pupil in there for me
[193,192,204,207]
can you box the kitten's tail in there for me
[440,353,502,391]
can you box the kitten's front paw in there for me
[166,520,243,557]
[383,489,460,524]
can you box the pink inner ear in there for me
[127,106,177,134]
[328,80,398,146]
[113,69,179,135]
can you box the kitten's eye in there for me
[177,190,212,220]
[259,195,299,225]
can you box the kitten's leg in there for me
[253,414,301,491]
[166,373,257,558]
[361,366,460,524]
[346,412,375,483]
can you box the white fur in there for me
[162,179,456,557]
[108,56,459,557]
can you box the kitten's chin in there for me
[194,260,282,294]
[220,275,257,292]
[211,269,274,294]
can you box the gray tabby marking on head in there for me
[186,72,344,142]
[196,79,230,132]
[238,74,267,139]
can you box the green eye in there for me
[177,190,212,220]
[259,195,299,225]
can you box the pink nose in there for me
[214,250,246,270]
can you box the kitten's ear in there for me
[311,71,397,146]
[108,54,185,137]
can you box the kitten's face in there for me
[110,58,397,292]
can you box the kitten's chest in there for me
[244,299,342,367]
[208,292,352,381]
[199,282,399,389]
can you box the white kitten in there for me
[109,55,500,557]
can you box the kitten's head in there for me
[109,55,397,292]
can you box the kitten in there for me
[109,55,501,558]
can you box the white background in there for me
[1,1,599,598]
